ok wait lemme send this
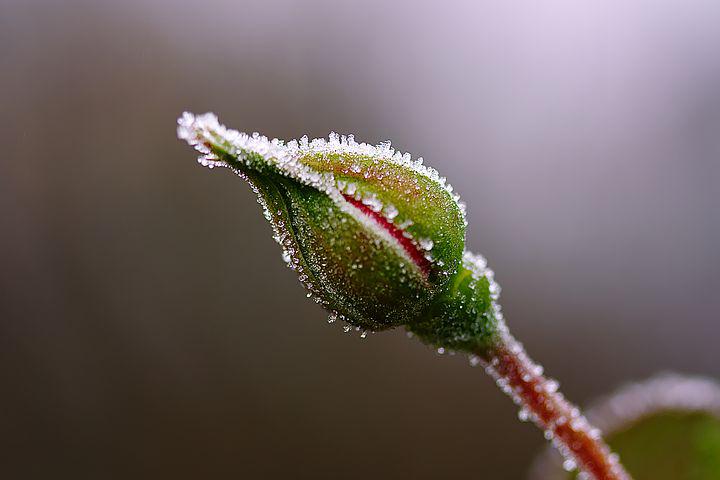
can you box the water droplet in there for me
[562,459,577,472]
[545,379,559,393]
[418,238,434,251]
[518,408,530,422]
[396,219,413,229]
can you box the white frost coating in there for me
[463,250,503,313]
[177,112,456,276]
[284,132,467,222]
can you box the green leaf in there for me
[532,375,720,480]
[592,411,720,480]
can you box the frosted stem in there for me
[478,332,632,480]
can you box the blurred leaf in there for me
[569,411,720,479]
[531,374,720,480]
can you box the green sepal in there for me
[408,253,502,354]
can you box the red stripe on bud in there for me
[342,194,431,276]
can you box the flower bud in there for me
[178,112,468,332]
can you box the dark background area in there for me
[1,1,719,478]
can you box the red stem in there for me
[479,333,631,480]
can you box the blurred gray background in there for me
[1,0,719,478]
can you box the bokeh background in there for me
[2,0,719,478]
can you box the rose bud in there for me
[177,112,499,348]
[177,113,632,480]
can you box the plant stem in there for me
[477,331,632,480]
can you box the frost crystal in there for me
[177,112,465,279]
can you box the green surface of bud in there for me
[178,113,500,348]
[408,252,502,352]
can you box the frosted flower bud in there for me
[178,113,467,332]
